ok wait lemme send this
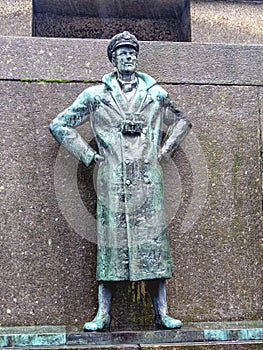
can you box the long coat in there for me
[50,72,191,281]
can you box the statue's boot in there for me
[147,279,182,329]
[83,282,112,331]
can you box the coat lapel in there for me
[126,77,154,115]
[101,72,156,119]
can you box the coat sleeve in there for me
[49,89,98,168]
[160,95,192,159]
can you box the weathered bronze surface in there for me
[49,31,191,331]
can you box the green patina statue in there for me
[49,31,191,331]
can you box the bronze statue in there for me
[49,31,191,331]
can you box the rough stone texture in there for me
[33,15,189,42]
[0,39,262,329]
[32,0,191,41]
[261,87,263,136]
[165,84,262,322]
[0,81,97,327]
[32,0,263,45]
[0,0,32,36]
[191,1,263,45]
[33,0,189,17]
[1,37,263,86]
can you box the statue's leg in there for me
[83,281,113,331]
[146,279,182,329]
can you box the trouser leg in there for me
[146,279,182,329]
[146,279,167,324]
[83,281,113,331]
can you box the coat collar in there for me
[102,71,157,92]
[101,72,156,117]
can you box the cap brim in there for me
[114,42,138,51]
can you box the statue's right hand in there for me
[94,154,105,163]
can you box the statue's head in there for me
[107,31,139,76]
[107,31,139,62]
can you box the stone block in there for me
[0,0,32,37]
[191,0,263,45]
[1,37,263,86]
[32,0,191,41]
[0,81,98,327]
[164,84,262,322]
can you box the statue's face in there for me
[113,45,138,76]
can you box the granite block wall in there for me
[0,37,262,330]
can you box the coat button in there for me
[125,159,130,165]
[144,159,149,164]
[126,180,131,186]
[144,177,151,184]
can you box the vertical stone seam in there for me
[258,86,263,255]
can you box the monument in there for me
[49,31,191,331]
[1,1,263,346]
